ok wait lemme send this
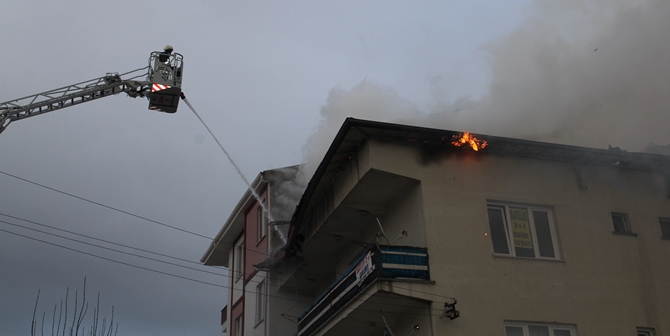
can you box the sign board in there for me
[355,251,374,286]
[510,207,533,250]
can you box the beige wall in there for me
[333,180,426,277]
[359,139,670,335]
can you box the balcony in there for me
[297,245,430,336]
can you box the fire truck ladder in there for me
[0,67,152,134]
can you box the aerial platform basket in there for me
[147,51,183,113]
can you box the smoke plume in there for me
[278,0,670,228]
[426,0,670,150]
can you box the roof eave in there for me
[281,118,670,257]
[200,172,267,266]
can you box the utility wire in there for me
[0,212,338,298]
[0,219,224,277]
[0,226,449,316]
[0,228,225,288]
[0,167,363,285]
[0,211,216,268]
[0,167,377,290]
[0,212,292,293]
[0,170,211,240]
[0,191,453,313]
[0,212,286,291]
[0,169,277,261]
[0,202,452,311]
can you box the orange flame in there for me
[451,132,488,151]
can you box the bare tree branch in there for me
[31,279,119,336]
[31,289,40,336]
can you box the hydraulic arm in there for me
[0,51,183,134]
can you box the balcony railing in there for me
[297,245,429,336]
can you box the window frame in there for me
[257,202,267,243]
[611,212,636,236]
[637,327,656,336]
[659,218,670,240]
[487,202,561,260]
[255,280,266,326]
[234,315,243,336]
[234,240,244,282]
[505,322,576,336]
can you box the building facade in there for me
[205,118,670,336]
[201,166,310,336]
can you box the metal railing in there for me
[297,245,429,336]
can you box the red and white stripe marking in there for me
[152,83,170,92]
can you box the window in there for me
[659,218,670,240]
[255,281,266,325]
[612,212,635,235]
[234,316,243,336]
[487,203,559,259]
[637,327,655,336]
[505,322,575,336]
[257,203,267,242]
[234,241,244,282]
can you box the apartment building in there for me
[204,118,670,336]
[201,166,310,336]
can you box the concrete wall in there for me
[334,179,426,277]
[244,272,267,336]
[360,139,670,335]
[267,271,311,336]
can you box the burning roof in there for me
[280,118,670,258]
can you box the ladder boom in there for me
[0,67,151,134]
[0,50,184,135]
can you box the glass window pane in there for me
[505,326,524,336]
[235,243,244,281]
[488,207,510,254]
[528,325,550,336]
[612,213,630,233]
[554,329,572,336]
[510,207,535,258]
[257,206,263,241]
[660,219,670,239]
[235,316,242,336]
[533,211,555,258]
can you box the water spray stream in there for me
[181,95,273,222]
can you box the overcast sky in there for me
[2,0,669,335]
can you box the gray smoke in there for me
[267,166,304,223]
[426,0,670,150]
[276,0,670,227]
